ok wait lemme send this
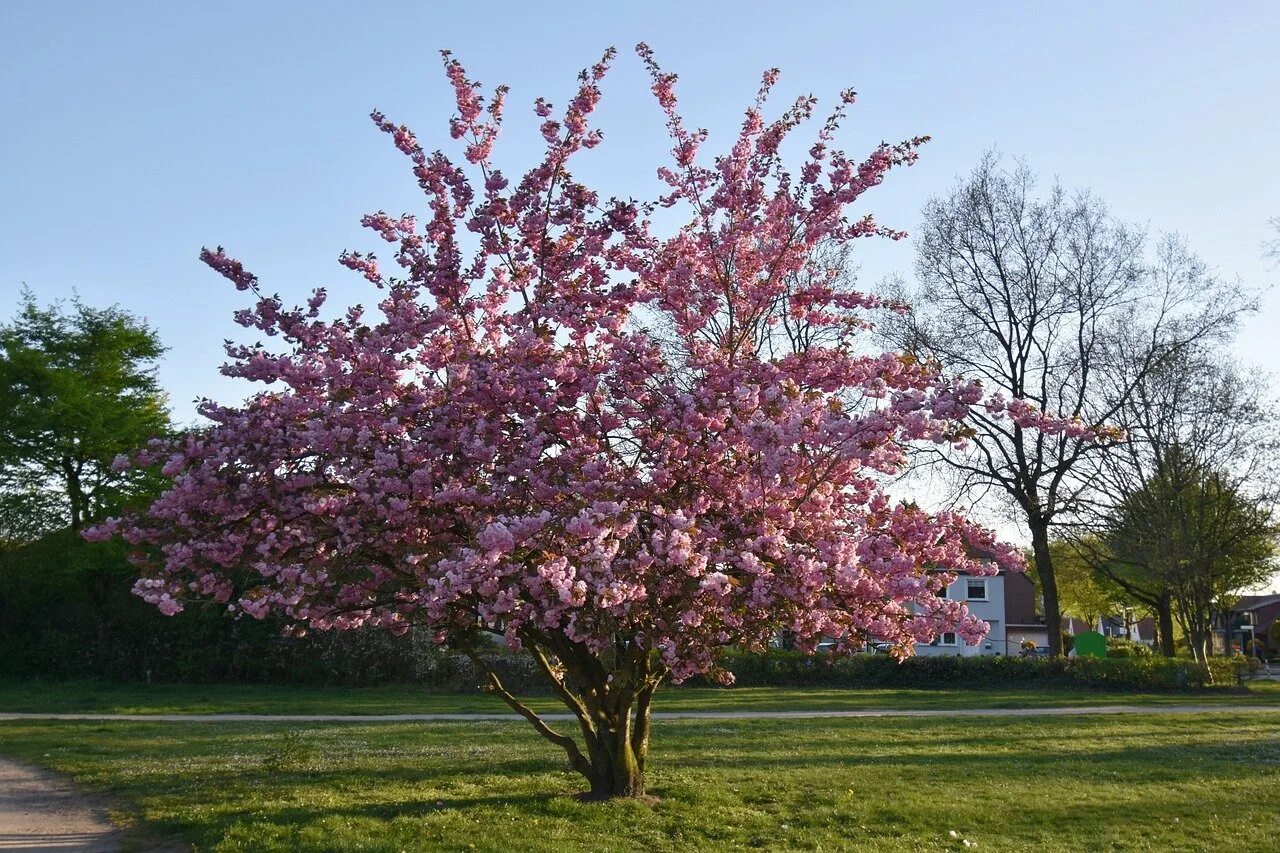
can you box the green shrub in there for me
[0,530,1255,694]
[690,650,1238,692]
[1,530,556,689]
[1105,637,1154,658]
[1205,654,1256,685]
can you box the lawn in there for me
[2,678,1278,715]
[1,712,1278,851]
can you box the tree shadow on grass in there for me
[18,717,1279,849]
[705,738,1250,766]
[104,753,565,797]
[651,715,1270,766]
[141,774,647,848]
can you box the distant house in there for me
[913,569,1045,656]
[1216,595,1280,655]
[1063,614,1154,644]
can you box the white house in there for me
[914,570,1046,657]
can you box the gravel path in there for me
[0,759,121,852]
[2,704,1279,723]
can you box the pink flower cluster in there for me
[88,46,1098,684]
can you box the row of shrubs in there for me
[696,650,1253,691]
[1,532,1254,692]
[0,532,547,687]
[4,623,1251,692]
[0,612,554,690]
[301,647,1252,694]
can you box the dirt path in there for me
[2,703,1279,723]
[0,758,121,852]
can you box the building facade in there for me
[913,570,1045,657]
[1217,595,1280,656]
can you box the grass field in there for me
[2,678,1278,715]
[1,711,1278,851]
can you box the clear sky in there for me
[3,2,1279,588]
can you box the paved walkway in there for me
[2,704,1278,723]
[0,759,121,852]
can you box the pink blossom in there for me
[477,521,516,554]
[93,44,1103,699]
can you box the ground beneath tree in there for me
[0,757,121,852]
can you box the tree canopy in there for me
[0,293,170,534]
[88,47,1092,798]
[1031,538,1136,627]
[1104,449,1276,660]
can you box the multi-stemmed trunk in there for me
[582,710,648,799]
[470,633,662,800]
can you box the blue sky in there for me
[4,2,1279,585]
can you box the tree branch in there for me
[468,652,593,779]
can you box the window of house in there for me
[966,579,988,601]
[935,583,949,599]
[939,632,957,646]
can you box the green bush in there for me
[1206,654,1257,684]
[0,529,550,688]
[0,530,1256,694]
[691,650,1242,692]
[1105,637,1154,658]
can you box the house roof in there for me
[1232,595,1280,611]
[923,565,1023,577]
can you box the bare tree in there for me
[880,153,1250,656]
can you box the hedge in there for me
[0,531,548,688]
[1,532,1255,692]
[696,651,1253,691]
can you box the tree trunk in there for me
[1156,591,1176,658]
[61,459,86,532]
[473,640,659,801]
[1185,623,1210,662]
[583,717,646,799]
[1030,522,1063,657]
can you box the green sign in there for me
[1074,630,1107,658]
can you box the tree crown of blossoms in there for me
[89,45,1103,683]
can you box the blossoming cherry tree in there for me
[89,46,1102,799]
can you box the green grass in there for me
[1,713,1278,851]
[2,678,1278,715]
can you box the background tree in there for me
[1031,537,1137,629]
[0,292,170,532]
[0,292,171,661]
[0,487,62,550]
[1074,537,1179,656]
[1103,454,1276,660]
[1084,341,1278,659]
[880,154,1247,656]
[91,48,1089,799]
